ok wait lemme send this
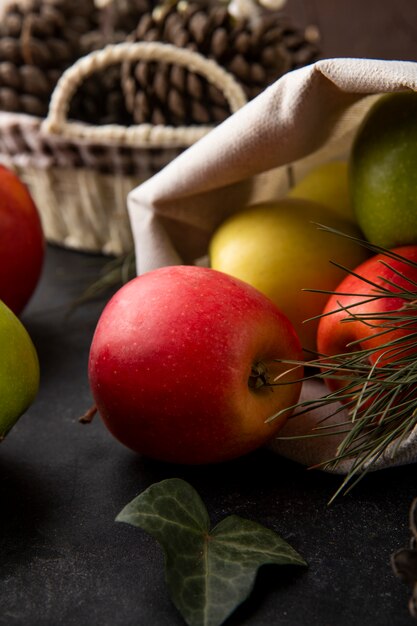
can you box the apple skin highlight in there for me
[89,266,303,464]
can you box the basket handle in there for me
[41,41,248,147]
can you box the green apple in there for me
[209,198,369,354]
[0,300,40,440]
[288,160,356,222]
[350,91,417,248]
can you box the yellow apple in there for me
[288,160,356,223]
[209,198,369,355]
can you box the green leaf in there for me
[116,478,306,626]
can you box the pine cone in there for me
[69,29,134,125]
[121,0,320,126]
[0,0,99,117]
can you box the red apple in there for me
[317,245,417,393]
[88,265,303,464]
[0,165,44,314]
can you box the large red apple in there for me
[317,245,417,393]
[88,265,303,464]
[0,165,44,314]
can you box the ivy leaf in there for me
[116,478,306,626]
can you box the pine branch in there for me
[273,229,417,499]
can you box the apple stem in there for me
[79,405,98,424]
[248,362,270,389]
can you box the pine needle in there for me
[69,251,136,311]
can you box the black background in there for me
[2,1,417,624]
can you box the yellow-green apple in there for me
[88,265,303,464]
[288,160,355,222]
[317,245,417,394]
[0,165,44,314]
[209,198,368,355]
[0,299,40,440]
[350,91,417,248]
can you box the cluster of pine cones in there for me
[0,0,320,126]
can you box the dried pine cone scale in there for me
[100,0,158,36]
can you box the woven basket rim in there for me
[0,109,213,149]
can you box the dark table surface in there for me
[2,2,417,625]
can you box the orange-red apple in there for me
[317,245,417,393]
[0,165,44,314]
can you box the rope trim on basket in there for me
[41,41,248,148]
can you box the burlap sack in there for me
[127,58,417,474]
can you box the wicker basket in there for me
[0,41,247,255]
